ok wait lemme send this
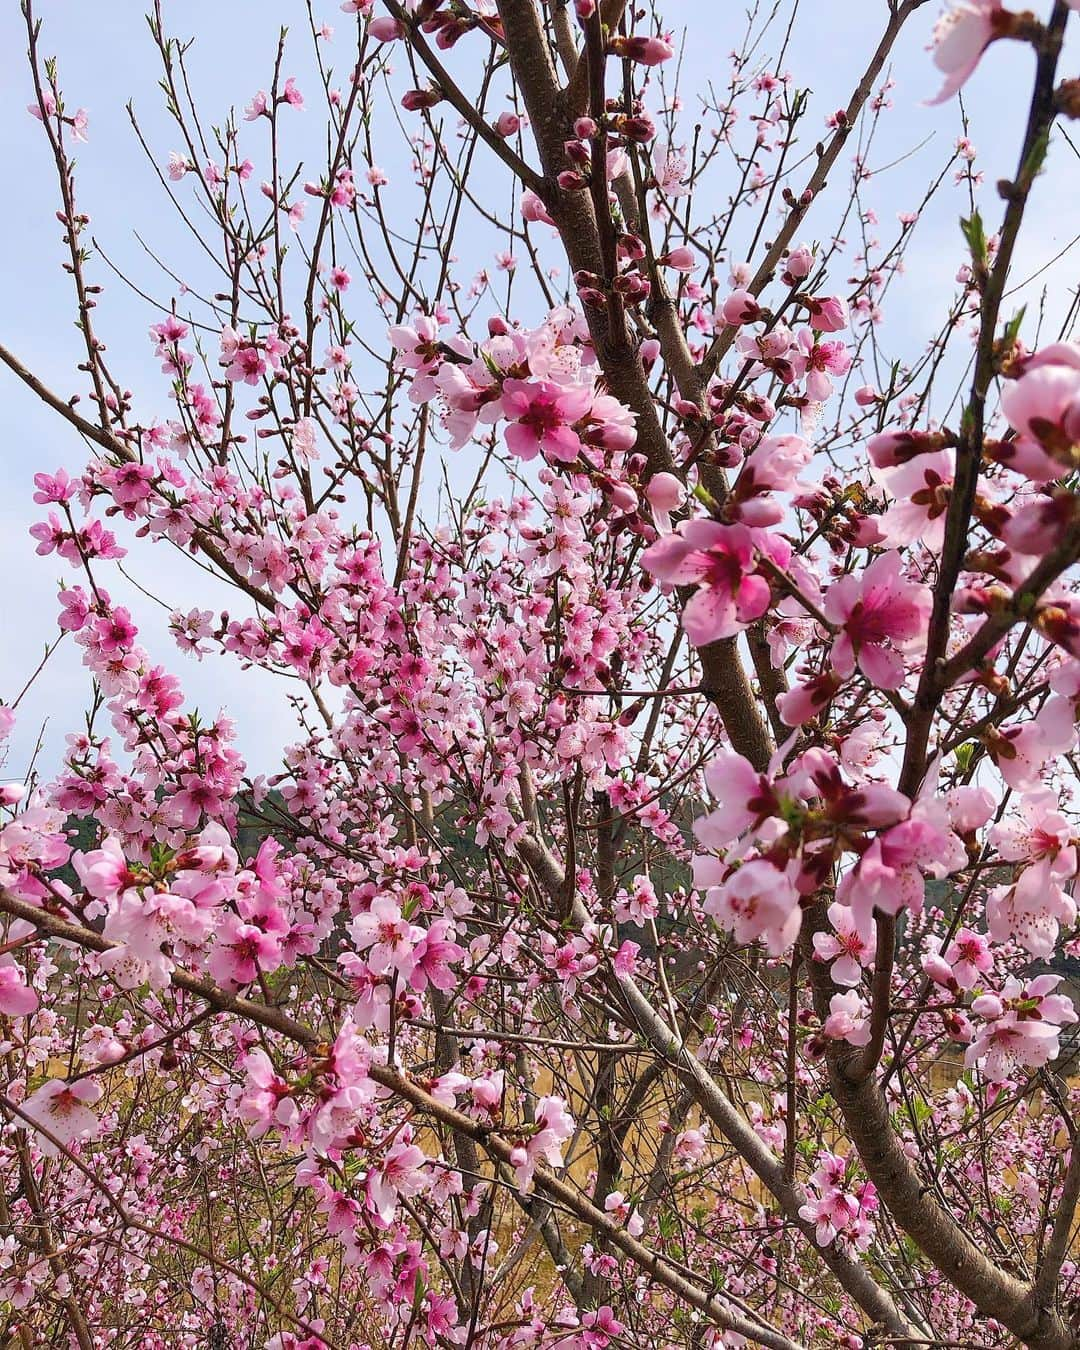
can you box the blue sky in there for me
[1,0,1077,787]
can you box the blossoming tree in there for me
[3,0,1080,1346]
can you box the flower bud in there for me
[646,472,686,513]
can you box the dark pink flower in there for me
[499,379,593,464]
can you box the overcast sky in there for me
[1,0,1077,789]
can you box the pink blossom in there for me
[812,902,875,986]
[966,975,1077,1083]
[73,836,132,899]
[603,1190,644,1236]
[698,857,802,955]
[823,552,931,690]
[244,90,270,120]
[409,919,465,992]
[0,966,38,1017]
[499,379,593,464]
[512,1095,574,1191]
[209,914,283,988]
[823,990,871,1046]
[875,451,954,550]
[720,290,762,326]
[840,811,962,940]
[661,246,695,272]
[645,471,686,533]
[941,928,993,991]
[368,1138,429,1223]
[986,862,1076,958]
[694,749,776,849]
[641,520,773,647]
[991,790,1076,874]
[610,33,674,66]
[999,342,1080,474]
[802,294,849,332]
[237,1049,298,1138]
[22,1078,102,1156]
[926,1,1007,105]
[349,895,417,976]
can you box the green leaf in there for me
[1003,306,1027,346]
[960,210,987,270]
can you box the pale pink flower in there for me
[244,90,270,120]
[368,1138,429,1223]
[966,975,1077,1083]
[651,140,689,197]
[840,812,962,940]
[926,1,1006,105]
[512,1095,574,1191]
[237,1049,298,1138]
[645,471,686,533]
[611,33,674,66]
[693,749,774,849]
[875,451,954,550]
[409,919,465,993]
[699,857,802,955]
[824,990,871,1047]
[73,836,131,899]
[603,1190,644,1236]
[986,862,1076,959]
[802,294,848,332]
[349,895,417,976]
[641,520,774,647]
[999,342,1080,474]
[720,290,762,326]
[812,902,875,986]
[942,928,993,990]
[0,965,38,1017]
[661,246,695,272]
[22,1078,102,1156]
[823,551,931,690]
[990,791,1077,876]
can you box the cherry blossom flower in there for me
[966,976,1078,1083]
[644,471,686,533]
[823,551,931,690]
[642,520,775,647]
[236,1049,298,1138]
[823,990,871,1047]
[986,863,1076,958]
[875,450,955,550]
[349,896,418,977]
[499,379,593,464]
[511,1095,574,1191]
[367,1137,429,1223]
[999,341,1080,474]
[926,1,1007,105]
[812,903,875,986]
[0,965,38,1017]
[22,1078,102,1156]
[697,857,802,955]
